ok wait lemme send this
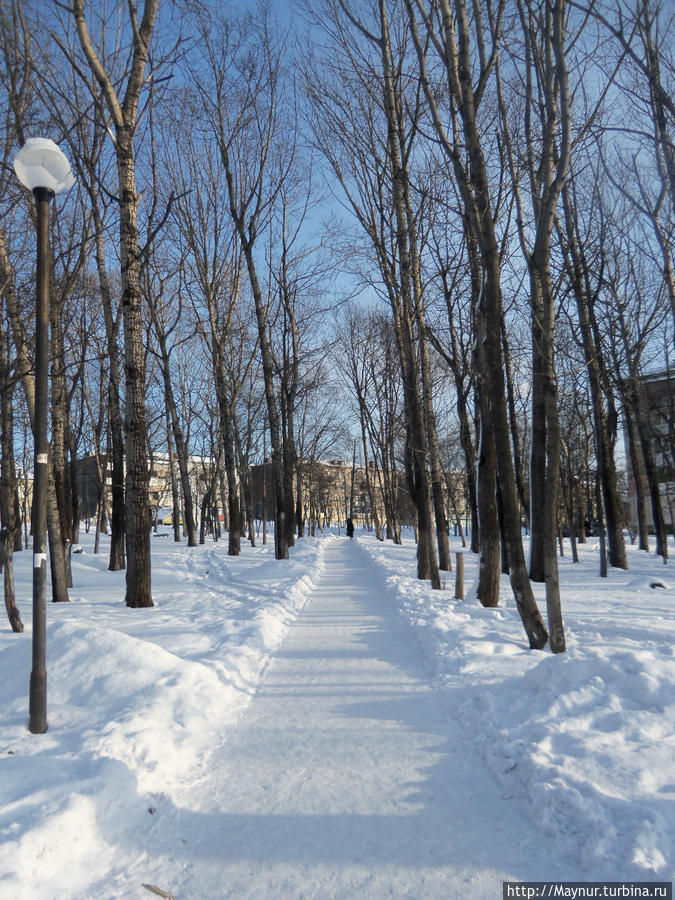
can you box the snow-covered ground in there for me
[361,535,675,882]
[0,526,672,898]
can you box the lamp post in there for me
[13,138,74,734]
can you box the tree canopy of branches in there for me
[0,0,672,654]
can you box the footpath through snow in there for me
[0,530,673,898]
[139,537,569,898]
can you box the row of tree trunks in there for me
[195,11,293,562]
[157,339,199,549]
[92,220,126,572]
[410,213,452,573]
[560,185,627,571]
[242,242,290,561]
[495,0,572,651]
[430,228,480,555]
[626,382,670,562]
[379,0,440,588]
[406,0,548,646]
[0,224,70,605]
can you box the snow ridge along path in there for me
[137,536,568,899]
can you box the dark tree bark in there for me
[468,221,500,605]
[165,413,181,543]
[407,0,548,646]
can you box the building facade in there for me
[624,370,674,534]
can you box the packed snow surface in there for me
[0,528,673,898]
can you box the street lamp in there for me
[13,138,74,734]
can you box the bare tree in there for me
[191,10,295,559]
[425,211,480,555]
[0,0,73,604]
[494,0,578,650]
[304,0,442,585]
[557,167,628,571]
[406,0,549,646]
[38,41,128,572]
[170,114,251,556]
[336,308,386,542]
[67,0,162,606]
[604,238,671,561]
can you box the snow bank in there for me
[0,533,326,899]
[358,535,675,883]
[1,527,673,896]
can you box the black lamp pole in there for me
[28,185,53,735]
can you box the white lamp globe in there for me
[13,138,75,194]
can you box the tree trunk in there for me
[379,0,439,588]
[245,470,256,547]
[417,293,451,573]
[526,253,566,651]
[118,147,153,607]
[72,0,159,604]
[241,242,288,560]
[50,295,73,589]
[458,393,479,554]
[439,0,547,641]
[157,333,198,547]
[491,0,570,649]
[467,221,500,603]
[0,323,22,632]
[634,386,669,561]
[93,204,125,570]
[528,284,547,584]
[165,412,182,543]
[281,402,296,551]
[501,313,530,523]
[476,389,501,607]
[482,264,548,647]
[295,467,304,539]
[224,408,241,557]
[360,426,383,542]
[199,484,212,545]
[541,294,565,652]
[625,409,650,551]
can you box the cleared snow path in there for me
[137,538,567,898]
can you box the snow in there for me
[0,528,673,898]
[362,537,675,884]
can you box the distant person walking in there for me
[346,518,354,540]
